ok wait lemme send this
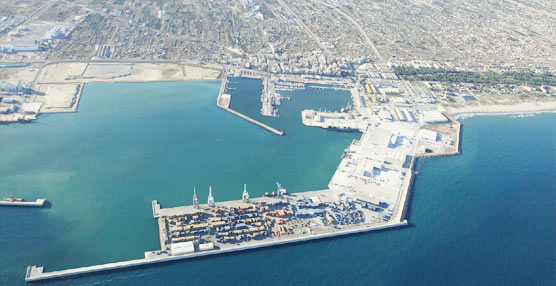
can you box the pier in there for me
[25,221,406,282]
[308,85,349,91]
[0,198,46,207]
[225,108,285,136]
[25,195,407,282]
[217,74,285,136]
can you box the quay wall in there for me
[26,220,407,282]
[73,83,85,112]
[416,119,462,158]
[216,74,228,108]
[406,115,463,219]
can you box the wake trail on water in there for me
[73,270,160,286]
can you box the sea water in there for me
[0,79,554,285]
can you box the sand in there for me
[0,63,41,83]
[37,62,88,83]
[446,100,556,116]
[35,62,221,84]
[23,61,223,113]
[34,83,81,113]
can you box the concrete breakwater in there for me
[223,108,285,136]
[25,220,407,282]
[217,75,285,136]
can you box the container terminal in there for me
[26,185,409,282]
[25,75,461,282]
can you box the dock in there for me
[308,85,349,91]
[25,159,413,283]
[217,73,285,136]
[0,199,46,207]
[25,212,406,282]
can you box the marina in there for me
[217,73,285,136]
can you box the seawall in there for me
[26,220,407,282]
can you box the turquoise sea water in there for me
[1,80,555,285]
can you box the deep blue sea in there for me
[0,79,554,285]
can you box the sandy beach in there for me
[446,100,556,117]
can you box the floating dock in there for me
[0,199,46,207]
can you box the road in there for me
[275,0,330,53]
[308,0,383,60]
[1,0,59,35]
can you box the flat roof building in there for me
[168,241,195,256]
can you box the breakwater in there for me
[217,75,285,136]
[26,219,406,282]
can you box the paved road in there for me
[309,0,383,60]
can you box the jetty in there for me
[0,198,46,207]
[25,221,405,282]
[25,194,407,282]
[217,74,285,136]
[308,85,349,91]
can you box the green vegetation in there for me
[394,66,556,86]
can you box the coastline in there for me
[33,62,223,117]
[446,100,556,119]
[1,61,225,123]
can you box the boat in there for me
[326,126,360,132]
